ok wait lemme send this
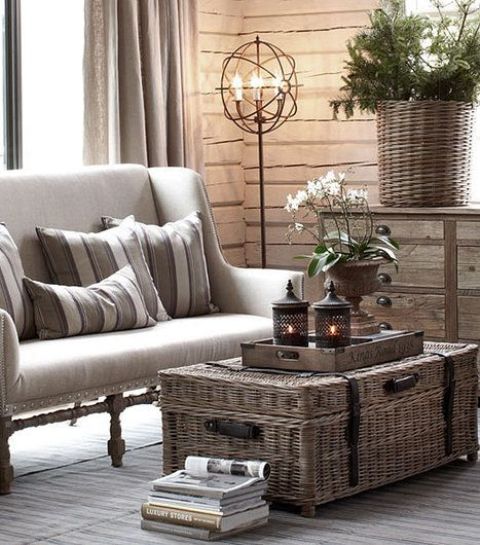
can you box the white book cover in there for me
[147,496,266,516]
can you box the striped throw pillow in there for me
[0,224,35,339]
[24,265,159,340]
[36,217,168,322]
[102,213,217,318]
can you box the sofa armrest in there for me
[213,266,304,319]
[0,309,20,416]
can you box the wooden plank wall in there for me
[242,0,379,279]
[198,0,378,276]
[198,0,246,266]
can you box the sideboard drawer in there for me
[363,293,445,338]
[373,219,444,241]
[458,247,480,289]
[379,244,444,288]
[458,296,480,338]
[457,221,480,242]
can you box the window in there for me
[0,0,84,171]
[406,0,480,201]
[21,0,84,169]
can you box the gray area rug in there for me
[10,404,162,477]
[1,406,479,545]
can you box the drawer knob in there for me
[379,321,393,330]
[376,296,392,307]
[378,272,392,285]
[376,224,391,236]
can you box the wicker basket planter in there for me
[377,100,475,207]
[159,342,478,517]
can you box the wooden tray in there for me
[241,330,424,372]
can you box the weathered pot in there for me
[325,260,383,335]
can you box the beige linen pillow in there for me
[36,216,168,322]
[0,223,35,339]
[24,265,159,340]
[102,212,217,318]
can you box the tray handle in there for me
[387,373,419,393]
[275,349,300,362]
[204,419,261,440]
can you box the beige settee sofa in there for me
[0,164,303,493]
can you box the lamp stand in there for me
[219,36,298,269]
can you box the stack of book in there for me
[140,456,270,541]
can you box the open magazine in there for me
[151,457,270,500]
[185,456,270,480]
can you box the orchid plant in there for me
[285,171,399,277]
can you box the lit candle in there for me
[328,324,338,336]
[250,74,263,101]
[232,73,243,102]
[285,324,298,345]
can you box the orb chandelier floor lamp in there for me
[219,36,298,268]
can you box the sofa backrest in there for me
[0,164,159,281]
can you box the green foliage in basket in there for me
[331,0,480,118]
[285,171,399,278]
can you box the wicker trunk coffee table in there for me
[159,342,479,517]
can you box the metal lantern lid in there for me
[313,281,351,310]
[272,280,309,309]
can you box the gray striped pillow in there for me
[36,217,168,322]
[24,265,158,340]
[102,213,217,318]
[0,224,35,339]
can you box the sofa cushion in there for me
[0,224,35,340]
[24,265,159,340]
[12,313,272,405]
[102,212,216,318]
[35,216,167,322]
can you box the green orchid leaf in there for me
[370,235,400,251]
[322,254,343,272]
[293,254,312,260]
[324,230,359,249]
[313,243,328,254]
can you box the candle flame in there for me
[287,325,294,334]
[232,73,242,89]
[329,324,338,335]
[250,75,263,89]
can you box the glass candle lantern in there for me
[314,281,351,348]
[272,280,309,346]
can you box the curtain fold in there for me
[83,0,203,171]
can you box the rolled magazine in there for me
[185,456,270,480]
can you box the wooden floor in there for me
[0,407,478,545]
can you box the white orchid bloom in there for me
[324,170,336,183]
[285,193,299,212]
[295,189,308,204]
[294,222,304,232]
[325,181,341,196]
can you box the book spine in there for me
[141,503,221,531]
[140,519,209,539]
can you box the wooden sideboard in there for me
[358,206,480,344]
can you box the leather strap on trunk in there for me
[205,363,362,488]
[430,353,455,456]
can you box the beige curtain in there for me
[83,0,203,171]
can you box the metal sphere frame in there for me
[219,36,299,268]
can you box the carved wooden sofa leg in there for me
[107,394,126,467]
[0,416,13,494]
